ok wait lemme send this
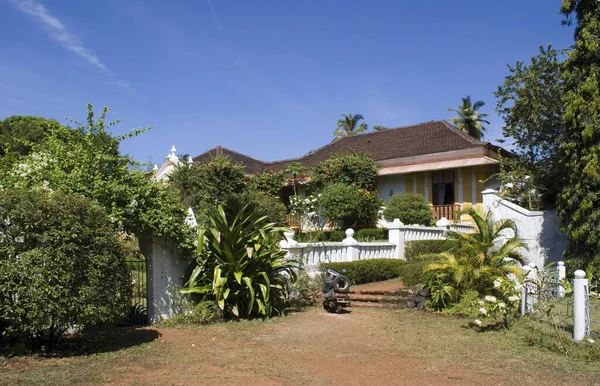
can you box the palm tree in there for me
[447,96,490,140]
[373,125,389,132]
[284,162,306,196]
[334,113,368,139]
[425,207,527,296]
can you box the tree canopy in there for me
[557,0,600,271]
[310,152,378,191]
[334,113,368,138]
[448,97,490,140]
[494,45,567,208]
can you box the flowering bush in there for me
[289,194,322,229]
[473,277,521,329]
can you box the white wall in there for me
[139,235,192,323]
[482,189,567,269]
[377,175,406,203]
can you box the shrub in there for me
[405,240,459,262]
[296,230,346,242]
[323,259,404,285]
[0,190,131,348]
[285,271,322,310]
[398,262,429,287]
[246,171,284,198]
[354,228,387,241]
[247,191,287,226]
[158,301,223,326]
[383,193,434,226]
[441,290,481,317]
[180,204,299,319]
[320,183,381,228]
[310,152,379,191]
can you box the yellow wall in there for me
[416,173,424,196]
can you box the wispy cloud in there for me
[206,0,221,29]
[8,0,142,97]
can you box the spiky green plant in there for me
[425,207,527,302]
[180,203,299,319]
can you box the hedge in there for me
[398,262,430,287]
[323,259,404,285]
[296,228,387,243]
[404,239,458,262]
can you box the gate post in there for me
[387,219,406,260]
[573,270,588,342]
[557,261,566,298]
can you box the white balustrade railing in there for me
[280,218,474,268]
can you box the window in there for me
[432,170,454,205]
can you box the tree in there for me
[310,153,378,191]
[557,0,600,271]
[373,125,389,132]
[447,97,490,139]
[169,155,247,214]
[247,170,284,198]
[0,104,195,253]
[0,116,60,171]
[494,45,567,209]
[0,189,131,347]
[334,113,368,138]
[284,162,306,196]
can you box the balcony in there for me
[432,204,460,222]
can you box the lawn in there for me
[1,307,599,386]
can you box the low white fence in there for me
[280,218,474,268]
[521,262,599,342]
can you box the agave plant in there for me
[425,207,527,302]
[180,203,299,319]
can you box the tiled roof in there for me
[192,120,496,174]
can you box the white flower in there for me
[498,302,506,309]
[484,295,497,303]
[587,338,595,344]
[493,278,502,288]
[473,319,482,326]
[508,295,520,302]
[479,307,487,315]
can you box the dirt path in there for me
[2,307,599,385]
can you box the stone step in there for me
[348,293,407,304]
[350,289,409,297]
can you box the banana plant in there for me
[181,203,299,319]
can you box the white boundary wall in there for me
[482,189,567,269]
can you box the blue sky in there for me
[0,0,574,165]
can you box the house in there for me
[155,120,505,222]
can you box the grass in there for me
[2,307,600,385]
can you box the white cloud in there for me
[9,0,142,97]
[9,0,110,73]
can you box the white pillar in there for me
[557,261,566,298]
[342,228,359,261]
[387,219,405,260]
[573,270,588,342]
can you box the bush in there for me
[398,262,429,286]
[354,228,387,241]
[441,290,480,317]
[405,240,459,262]
[158,301,222,326]
[323,259,404,285]
[247,191,287,226]
[310,153,379,191]
[285,271,322,310]
[320,183,381,228]
[180,203,299,319]
[246,171,284,198]
[0,190,131,348]
[296,230,346,243]
[383,193,434,226]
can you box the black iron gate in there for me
[122,253,148,325]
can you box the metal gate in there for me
[122,253,148,325]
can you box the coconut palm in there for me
[425,207,527,297]
[447,96,490,140]
[334,113,368,139]
[373,125,389,132]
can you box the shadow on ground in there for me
[1,326,161,358]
